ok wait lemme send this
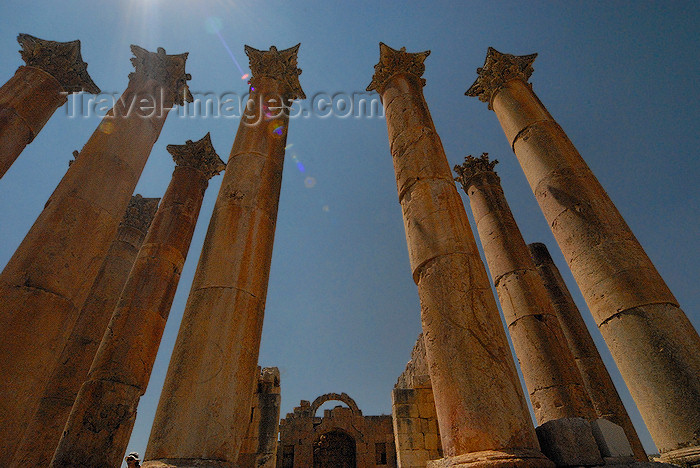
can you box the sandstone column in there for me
[455,153,596,426]
[0,34,100,178]
[143,45,304,468]
[367,43,551,468]
[467,47,700,464]
[455,154,608,466]
[528,242,647,461]
[0,45,191,458]
[50,134,224,468]
[11,195,159,468]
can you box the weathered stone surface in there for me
[468,47,700,459]
[591,419,633,459]
[370,43,550,467]
[278,392,396,468]
[0,44,186,460]
[535,418,603,467]
[11,195,158,468]
[50,138,220,468]
[528,242,647,461]
[237,367,281,468]
[0,34,99,178]
[455,154,595,427]
[143,45,303,468]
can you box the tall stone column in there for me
[143,45,304,468]
[367,43,551,468]
[467,47,700,464]
[455,153,596,425]
[527,242,647,461]
[11,195,159,468]
[0,34,100,178]
[50,134,224,468]
[455,154,607,466]
[0,45,191,458]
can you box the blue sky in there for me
[1,0,698,463]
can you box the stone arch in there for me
[310,392,360,416]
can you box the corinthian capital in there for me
[366,42,430,94]
[17,33,100,94]
[129,45,193,106]
[167,133,225,180]
[121,195,160,233]
[466,47,537,109]
[454,153,500,191]
[245,44,305,100]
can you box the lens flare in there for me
[304,177,316,188]
[268,121,285,137]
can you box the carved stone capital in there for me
[367,42,430,94]
[454,153,500,191]
[245,44,305,100]
[466,47,537,109]
[17,33,100,94]
[121,194,160,233]
[129,45,193,106]
[167,132,225,180]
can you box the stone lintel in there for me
[166,132,225,180]
[466,47,537,109]
[453,152,500,192]
[129,45,193,105]
[367,42,430,94]
[244,44,305,100]
[121,194,160,232]
[17,33,100,94]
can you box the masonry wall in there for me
[277,393,397,468]
[237,367,282,468]
[392,333,442,468]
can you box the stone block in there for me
[393,387,417,405]
[591,418,633,459]
[424,432,439,451]
[535,417,603,466]
[395,402,420,418]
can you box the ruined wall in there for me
[277,393,397,468]
[392,333,442,468]
[238,367,282,468]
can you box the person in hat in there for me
[125,452,141,468]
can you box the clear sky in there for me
[1,0,698,464]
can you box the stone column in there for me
[467,47,700,464]
[11,195,159,468]
[527,242,647,461]
[456,154,607,466]
[455,153,596,425]
[367,43,551,468]
[0,45,191,458]
[143,45,304,468]
[0,34,100,178]
[50,134,224,468]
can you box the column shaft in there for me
[51,142,220,467]
[368,43,551,468]
[11,195,159,468]
[456,155,595,425]
[467,48,700,459]
[0,66,66,177]
[528,242,647,461]
[144,44,304,468]
[0,45,189,458]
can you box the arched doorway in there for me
[313,430,356,468]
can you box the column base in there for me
[536,417,604,467]
[657,446,700,467]
[426,448,554,468]
[142,459,238,468]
